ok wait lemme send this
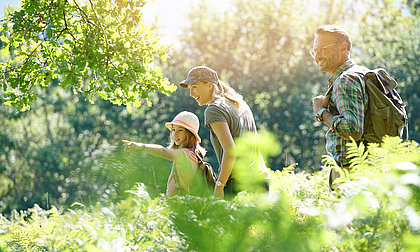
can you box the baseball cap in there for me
[179,66,219,88]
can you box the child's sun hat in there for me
[165,111,201,143]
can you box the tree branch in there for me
[87,0,110,80]
[71,0,101,31]
[61,8,77,42]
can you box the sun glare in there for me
[142,0,233,45]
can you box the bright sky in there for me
[142,0,198,45]
[142,0,232,45]
[0,0,20,17]
[0,0,232,45]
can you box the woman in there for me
[180,66,269,199]
[122,111,207,197]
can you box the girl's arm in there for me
[122,140,178,161]
[208,121,236,198]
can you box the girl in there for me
[122,111,207,197]
[180,66,269,199]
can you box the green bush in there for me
[0,136,419,251]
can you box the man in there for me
[311,25,368,189]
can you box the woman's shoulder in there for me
[205,98,235,120]
[207,97,226,107]
[205,98,225,114]
[206,97,240,113]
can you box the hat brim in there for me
[179,78,218,88]
[179,78,196,88]
[179,82,189,88]
[165,122,201,143]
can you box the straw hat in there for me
[165,111,201,143]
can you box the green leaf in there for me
[1,45,9,57]
[0,35,9,43]
[20,43,28,52]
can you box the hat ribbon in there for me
[172,120,197,133]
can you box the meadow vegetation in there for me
[1,136,419,251]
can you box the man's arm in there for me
[313,102,362,140]
[313,77,365,141]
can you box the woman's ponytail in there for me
[213,80,243,107]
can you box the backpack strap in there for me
[326,65,369,97]
[182,148,198,164]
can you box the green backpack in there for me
[351,66,408,143]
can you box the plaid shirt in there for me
[325,60,367,166]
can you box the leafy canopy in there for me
[0,0,175,111]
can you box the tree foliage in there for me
[0,0,174,111]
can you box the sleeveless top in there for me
[166,148,198,197]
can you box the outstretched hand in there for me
[121,140,144,154]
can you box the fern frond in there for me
[322,155,338,168]
[346,138,369,170]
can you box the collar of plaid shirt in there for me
[328,60,355,88]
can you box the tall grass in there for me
[0,135,419,251]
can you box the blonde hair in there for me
[315,25,352,56]
[211,80,244,107]
[168,127,207,161]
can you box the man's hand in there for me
[312,94,331,114]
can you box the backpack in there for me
[198,160,217,188]
[331,66,409,143]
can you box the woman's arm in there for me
[122,140,178,161]
[208,121,236,198]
